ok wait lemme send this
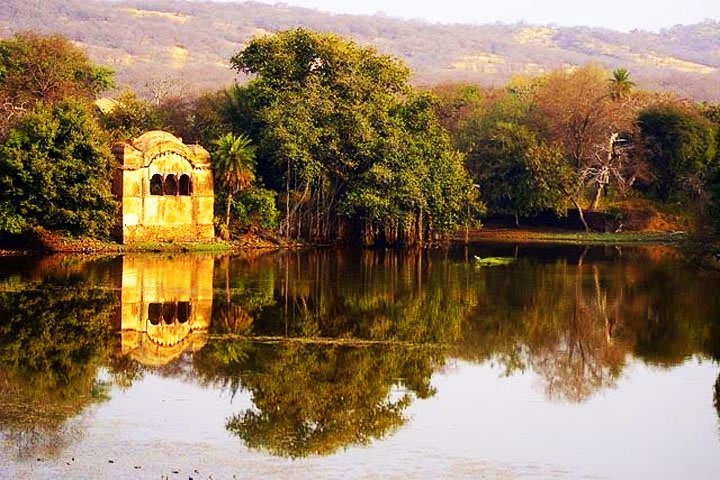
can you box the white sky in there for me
[235,0,720,32]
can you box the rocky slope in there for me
[2,0,718,100]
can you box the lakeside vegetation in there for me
[1,29,720,249]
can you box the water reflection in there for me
[1,246,720,463]
[118,255,214,367]
[194,342,440,458]
[233,249,474,343]
[204,250,462,456]
[456,248,720,402]
[0,262,116,458]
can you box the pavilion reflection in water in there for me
[118,255,214,367]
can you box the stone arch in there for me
[179,174,192,196]
[177,301,191,323]
[150,174,163,195]
[163,174,178,196]
[149,303,162,325]
[162,302,177,324]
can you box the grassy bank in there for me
[0,228,286,254]
[461,227,686,245]
[2,226,690,256]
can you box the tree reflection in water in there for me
[0,274,116,458]
[195,342,440,458]
[195,249,470,457]
[1,247,720,460]
[459,246,720,403]
[202,247,720,454]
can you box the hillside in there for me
[2,0,719,100]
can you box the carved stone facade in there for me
[112,131,214,243]
[118,255,214,367]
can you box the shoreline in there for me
[458,227,687,245]
[0,230,294,255]
[1,228,690,256]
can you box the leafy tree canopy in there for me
[98,90,162,141]
[0,32,113,106]
[0,100,117,236]
[639,103,718,201]
[230,28,479,244]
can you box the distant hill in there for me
[2,0,719,101]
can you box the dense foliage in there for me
[431,65,720,232]
[0,32,112,103]
[0,100,116,236]
[3,29,720,241]
[98,90,162,141]
[228,29,480,245]
[638,104,718,201]
[0,33,116,238]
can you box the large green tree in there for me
[0,32,113,103]
[0,32,113,136]
[463,119,568,224]
[638,104,718,201]
[0,100,117,236]
[230,28,478,245]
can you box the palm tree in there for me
[609,68,636,100]
[212,133,256,227]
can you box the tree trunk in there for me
[571,197,590,232]
[590,183,603,211]
[285,157,290,239]
[225,193,232,227]
[416,209,424,246]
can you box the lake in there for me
[1,244,719,479]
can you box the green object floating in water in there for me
[473,256,515,266]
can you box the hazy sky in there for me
[241,0,720,32]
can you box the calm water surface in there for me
[1,244,719,479]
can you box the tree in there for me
[212,133,257,228]
[230,28,478,245]
[98,90,162,141]
[708,168,720,233]
[528,65,641,219]
[158,89,234,146]
[609,68,636,100]
[0,31,113,103]
[233,187,280,232]
[430,83,496,138]
[638,104,718,201]
[0,32,113,135]
[0,100,117,236]
[464,119,567,224]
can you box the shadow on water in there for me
[1,244,720,458]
